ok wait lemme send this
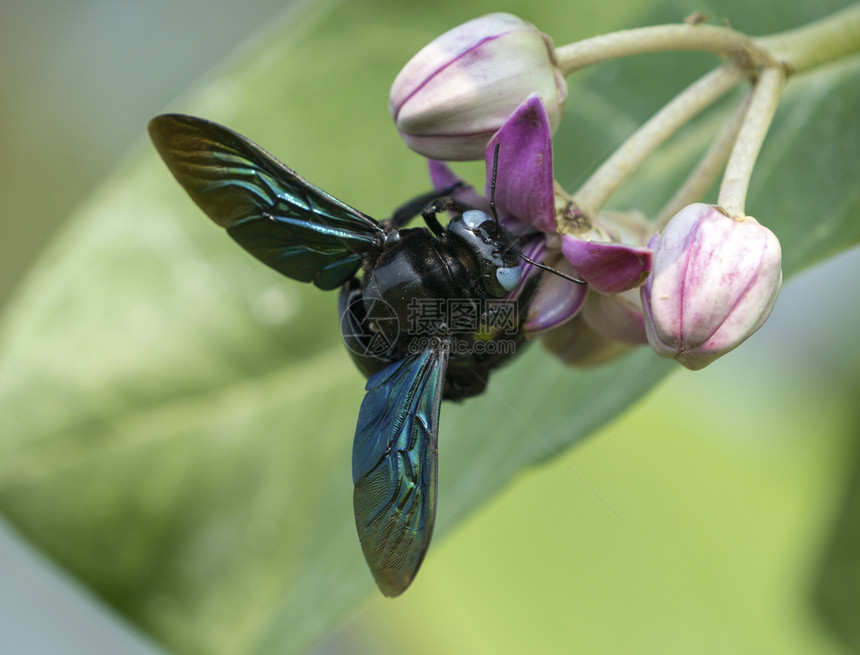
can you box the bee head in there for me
[447,210,522,297]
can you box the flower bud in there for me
[641,203,782,370]
[390,13,567,160]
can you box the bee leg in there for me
[420,194,473,237]
[387,183,464,229]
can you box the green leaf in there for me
[1,1,858,654]
[813,420,860,652]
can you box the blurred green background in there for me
[1,0,859,654]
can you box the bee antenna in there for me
[519,252,587,285]
[489,142,501,228]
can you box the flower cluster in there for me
[389,13,787,370]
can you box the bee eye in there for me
[461,210,492,230]
[495,265,522,292]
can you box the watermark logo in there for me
[341,296,521,359]
[340,296,400,358]
[406,298,520,336]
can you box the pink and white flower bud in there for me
[641,203,782,370]
[390,13,567,160]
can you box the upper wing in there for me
[148,114,386,290]
[352,343,449,597]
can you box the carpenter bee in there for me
[148,115,579,596]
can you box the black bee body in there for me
[148,113,548,597]
[340,214,540,401]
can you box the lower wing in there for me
[352,342,449,596]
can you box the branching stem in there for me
[566,64,744,224]
[554,24,772,74]
[655,88,753,228]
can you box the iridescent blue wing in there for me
[148,114,386,290]
[352,343,449,597]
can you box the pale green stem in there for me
[718,67,786,217]
[568,64,744,223]
[554,5,860,77]
[552,4,859,225]
[654,87,753,228]
[554,24,771,74]
[755,3,860,74]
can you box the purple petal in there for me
[427,160,490,212]
[519,236,547,266]
[505,236,547,300]
[485,94,555,232]
[523,257,587,334]
[542,314,635,368]
[581,290,647,344]
[560,235,652,294]
[428,158,463,190]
